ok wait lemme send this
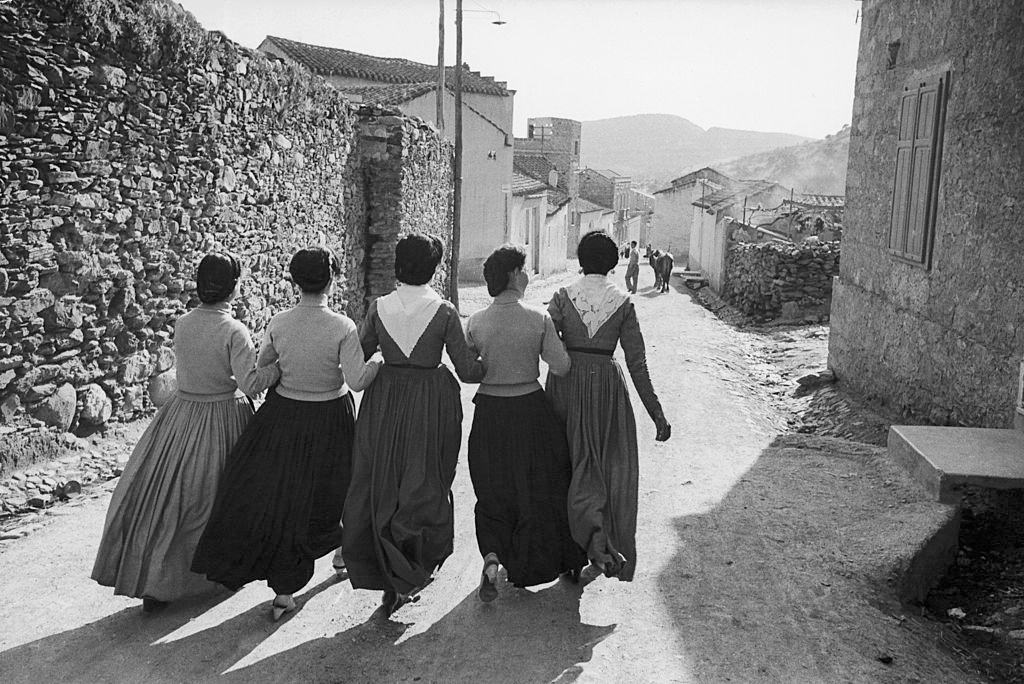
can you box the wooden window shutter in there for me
[887,73,947,265]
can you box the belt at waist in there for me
[566,347,614,356]
[175,388,246,403]
[386,363,441,370]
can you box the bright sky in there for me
[174,0,862,139]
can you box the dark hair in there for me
[196,252,241,304]
[577,231,619,275]
[395,232,444,286]
[289,246,340,293]
[630,240,637,247]
[483,244,526,297]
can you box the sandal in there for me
[561,567,582,584]
[141,597,168,614]
[271,594,296,622]
[332,549,348,579]
[478,552,500,603]
[381,590,418,616]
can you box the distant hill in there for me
[580,114,812,189]
[717,125,850,195]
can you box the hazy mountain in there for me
[580,114,813,189]
[717,125,850,195]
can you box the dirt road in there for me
[0,265,972,683]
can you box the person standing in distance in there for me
[624,240,640,294]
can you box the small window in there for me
[887,72,949,267]
[574,140,580,156]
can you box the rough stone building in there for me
[652,167,733,262]
[0,0,453,432]
[579,168,633,243]
[258,36,513,282]
[514,117,581,256]
[828,0,1024,428]
[515,117,581,197]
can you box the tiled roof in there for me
[340,81,510,136]
[513,155,556,182]
[512,172,547,196]
[546,188,571,215]
[666,167,733,189]
[589,168,626,180]
[789,194,845,208]
[693,180,779,211]
[576,197,612,213]
[339,82,436,105]
[263,36,511,96]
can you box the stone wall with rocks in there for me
[0,0,453,444]
[828,0,1024,427]
[359,112,454,301]
[722,242,840,319]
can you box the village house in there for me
[651,167,733,261]
[576,198,616,237]
[689,180,792,292]
[257,35,514,281]
[508,168,570,276]
[828,0,1024,433]
[628,188,656,249]
[514,117,583,257]
[578,168,638,244]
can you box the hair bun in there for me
[290,247,340,293]
[196,253,241,304]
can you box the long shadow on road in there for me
[0,574,613,683]
[656,434,979,684]
[0,576,338,683]
[224,578,616,684]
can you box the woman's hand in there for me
[655,414,671,442]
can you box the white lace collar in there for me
[376,284,443,358]
[565,274,628,338]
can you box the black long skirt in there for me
[468,390,586,587]
[192,389,355,595]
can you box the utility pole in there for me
[436,0,444,132]
[450,0,463,308]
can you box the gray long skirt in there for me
[546,351,639,581]
[91,392,253,600]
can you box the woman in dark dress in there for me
[546,231,672,582]
[465,245,587,601]
[342,233,484,616]
[192,247,381,621]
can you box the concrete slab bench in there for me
[888,425,1024,503]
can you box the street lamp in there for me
[462,8,507,24]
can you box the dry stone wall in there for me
[359,112,454,301]
[722,242,841,319]
[0,0,453,445]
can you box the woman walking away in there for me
[92,253,280,613]
[466,245,587,602]
[192,247,381,621]
[342,232,485,616]
[546,231,672,582]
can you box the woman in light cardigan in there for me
[465,244,587,602]
[92,253,280,613]
[193,247,381,621]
